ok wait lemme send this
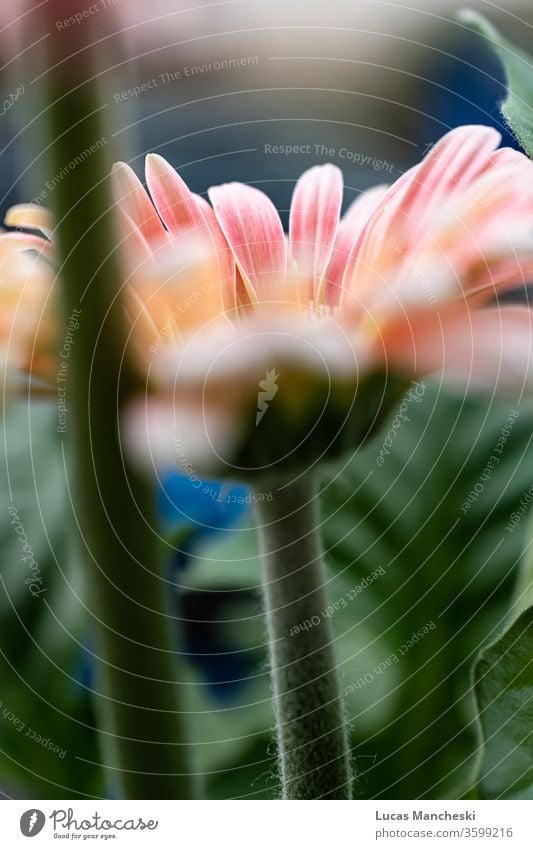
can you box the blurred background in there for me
[1,0,533,799]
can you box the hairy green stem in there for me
[44,39,193,798]
[256,474,353,799]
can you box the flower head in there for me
[3,125,533,477]
[124,126,533,477]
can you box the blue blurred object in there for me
[419,29,520,151]
[157,469,259,702]
[157,469,250,553]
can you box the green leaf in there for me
[460,10,533,156]
[474,606,533,798]
[320,386,533,798]
[186,384,533,798]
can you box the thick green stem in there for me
[44,35,193,798]
[256,474,353,799]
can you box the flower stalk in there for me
[43,24,193,799]
[255,474,353,799]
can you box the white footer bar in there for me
[1,799,530,848]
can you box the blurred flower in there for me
[123,126,533,476]
[3,125,533,475]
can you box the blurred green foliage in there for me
[0,401,103,799]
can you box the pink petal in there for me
[387,157,533,308]
[324,184,388,308]
[115,208,154,265]
[395,125,501,231]
[208,182,287,300]
[377,304,533,391]
[111,161,167,244]
[342,126,502,303]
[194,193,236,311]
[289,164,343,301]
[145,154,210,240]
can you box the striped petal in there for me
[208,182,287,301]
[289,164,343,301]
[111,161,167,244]
[343,126,502,305]
[386,158,533,308]
[145,154,210,240]
[115,208,154,265]
[324,185,388,308]
[194,193,236,311]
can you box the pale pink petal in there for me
[342,126,502,305]
[289,164,343,301]
[111,161,167,244]
[115,208,154,265]
[392,125,501,233]
[208,182,287,301]
[145,154,210,240]
[324,185,388,308]
[194,193,236,311]
[376,304,533,391]
[386,159,533,308]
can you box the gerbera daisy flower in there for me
[2,125,533,475]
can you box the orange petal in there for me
[377,303,533,391]
[5,204,54,236]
